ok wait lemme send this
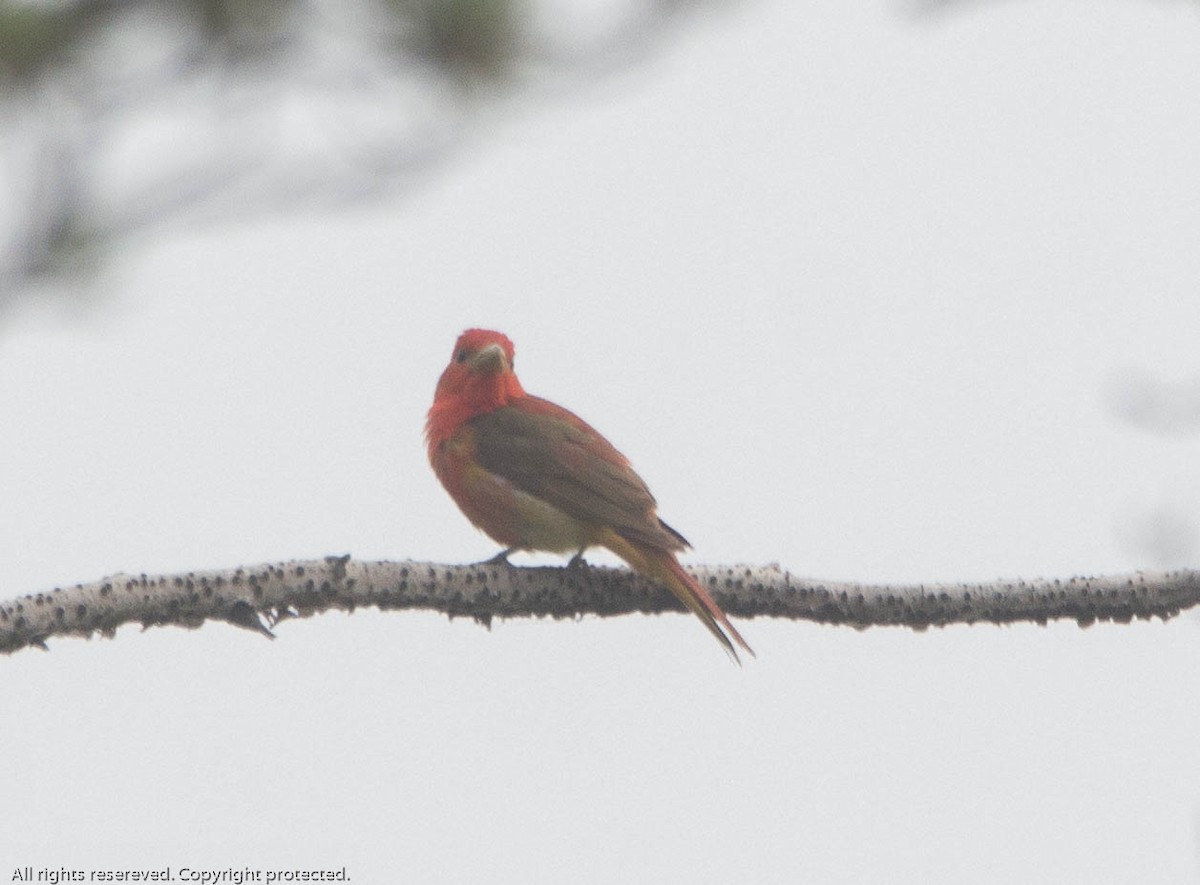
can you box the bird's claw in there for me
[480,547,516,566]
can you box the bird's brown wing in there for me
[469,398,689,552]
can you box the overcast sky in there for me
[4,0,1200,882]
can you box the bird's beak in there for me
[470,343,508,375]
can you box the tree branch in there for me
[2,556,1196,656]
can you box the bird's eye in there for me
[456,350,468,363]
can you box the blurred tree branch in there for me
[2,555,1197,655]
[0,0,721,312]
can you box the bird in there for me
[425,328,753,660]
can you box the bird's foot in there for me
[480,547,517,566]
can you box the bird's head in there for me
[451,328,516,377]
[429,329,525,425]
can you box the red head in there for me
[426,329,526,444]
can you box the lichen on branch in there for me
[1,556,1196,656]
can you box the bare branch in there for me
[2,556,1197,656]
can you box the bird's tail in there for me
[604,533,754,663]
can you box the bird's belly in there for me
[507,487,591,553]
[457,461,590,553]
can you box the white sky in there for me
[4,0,1200,882]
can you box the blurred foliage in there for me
[0,3,75,81]
[1109,369,1200,438]
[0,0,716,312]
[396,0,527,78]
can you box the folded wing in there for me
[469,397,690,553]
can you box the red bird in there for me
[426,328,753,660]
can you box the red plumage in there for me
[426,328,752,660]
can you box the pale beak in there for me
[470,342,508,374]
